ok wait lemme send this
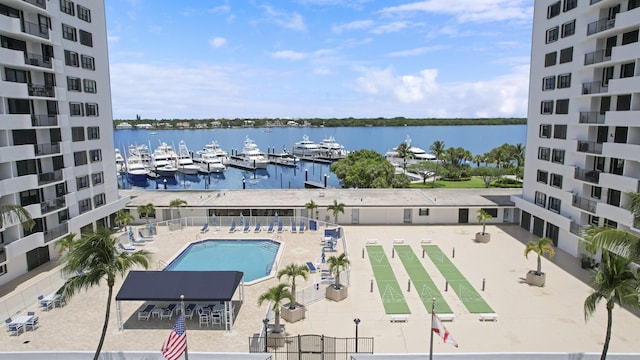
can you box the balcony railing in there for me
[28,83,55,97]
[22,0,46,9]
[582,80,608,95]
[575,167,600,183]
[31,114,58,127]
[569,221,586,236]
[40,196,66,214]
[577,140,603,154]
[573,195,597,214]
[44,223,69,243]
[584,49,611,66]
[21,20,49,39]
[587,17,615,36]
[23,52,52,69]
[34,142,61,156]
[590,0,603,4]
[38,170,63,185]
[579,111,605,124]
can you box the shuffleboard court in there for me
[394,245,452,314]
[422,245,494,314]
[366,245,411,314]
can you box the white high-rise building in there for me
[0,0,127,285]
[513,0,640,256]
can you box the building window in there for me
[548,1,561,18]
[71,127,84,141]
[539,124,552,138]
[76,175,89,190]
[617,94,632,111]
[64,50,79,67]
[60,0,74,15]
[589,215,600,226]
[87,126,100,140]
[559,47,573,64]
[79,30,93,47]
[537,170,548,184]
[89,149,102,162]
[604,218,618,228]
[0,264,7,277]
[630,0,640,11]
[80,55,95,70]
[77,5,91,22]
[541,100,554,114]
[535,191,547,207]
[85,103,99,116]
[139,208,156,219]
[563,0,577,12]
[7,98,30,114]
[557,73,571,88]
[4,68,28,83]
[555,99,569,114]
[74,151,87,166]
[78,198,92,214]
[67,77,81,92]
[554,125,567,139]
[542,76,555,91]
[607,189,621,207]
[94,193,105,208]
[620,62,635,78]
[538,147,551,161]
[610,158,624,175]
[548,197,561,213]
[545,52,557,67]
[62,24,77,41]
[550,174,563,188]
[621,29,639,45]
[552,149,565,164]
[561,20,575,38]
[546,27,559,44]
[69,102,83,116]
[91,172,103,185]
[418,208,429,216]
[592,186,602,199]
[83,79,96,93]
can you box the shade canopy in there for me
[116,270,244,302]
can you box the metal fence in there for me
[249,334,374,360]
[0,270,67,318]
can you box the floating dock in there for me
[304,181,326,189]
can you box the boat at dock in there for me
[291,135,321,157]
[194,142,227,173]
[229,136,269,169]
[175,140,201,174]
[151,142,178,177]
[385,135,436,162]
[318,136,349,160]
[125,156,149,181]
[115,149,125,172]
[267,149,299,167]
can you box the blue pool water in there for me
[165,240,280,282]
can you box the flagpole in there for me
[429,297,435,360]
[181,294,189,360]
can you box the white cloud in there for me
[387,45,447,57]
[332,20,374,33]
[314,66,331,75]
[107,35,120,43]
[371,21,409,34]
[272,50,308,60]
[262,5,306,31]
[209,5,230,14]
[209,37,227,48]
[380,0,533,23]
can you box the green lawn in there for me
[409,176,522,189]
[366,245,411,315]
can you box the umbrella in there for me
[240,213,244,226]
[148,222,153,236]
[274,212,279,225]
[321,251,326,263]
[128,227,134,241]
[212,214,217,226]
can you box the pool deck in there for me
[2,223,640,355]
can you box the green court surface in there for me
[422,245,494,314]
[394,245,452,314]
[366,246,411,315]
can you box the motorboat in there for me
[230,136,269,169]
[115,149,125,172]
[128,144,152,167]
[125,156,149,181]
[291,135,321,157]
[175,140,201,175]
[385,136,436,161]
[267,149,299,167]
[318,136,349,159]
[151,142,178,177]
[194,143,226,173]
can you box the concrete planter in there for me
[326,285,348,302]
[281,304,305,323]
[525,271,546,287]
[266,327,286,348]
[475,232,491,243]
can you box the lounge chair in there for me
[291,222,297,233]
[37,295,52,312]
[277,222,284,233]
[119,243,135,252]
[228,221,236,233]
[267,223,274,233]
[254,223,261,233]
[242,223,250,233]
[25,312,39,331]
[183,304,197,320]
[159,304,176,320]
[138,231,154,241]
[138,304,155,321]
[299,220,306,233]
[200,223,209,233]
[306,261,317,273]
[128,232,145,246]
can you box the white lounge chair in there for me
[119,243,135,252]
[25,312,39,331]
[159,304,176,320]
[138,304,155,321]
[138,231,154,241]
[200,223,209,233]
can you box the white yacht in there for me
[292,135,321,157]
[125,156,148,181]
[128,144,152,167]
[115,149,125,172]
[175,140,201,174]
[151,142,178,177]
[194,143,226,173]
[318,136,349,159]
[385,136,436,161]
[230,136,269,169]
[267,149,299,167]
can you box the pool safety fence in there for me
[249,334,374,359]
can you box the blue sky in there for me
[105,0,534,119]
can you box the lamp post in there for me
[353,318,361,353]
[263,318,269,352]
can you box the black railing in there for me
[31,114,58,127]
[249,334,374,360]
[34,142,61,156]
[577,141,603,154]
[44,223,68,243]
[22,0,46,9]
[590,0,602,4]
[579,111,605,124]
[21,19,49,39]
[569,221,585,236]
[582,80,607,94]
[40,196,66,214]
[575,167,600,183]
[24,52,52,69]
[584,49,611,66]
[38,170,63,185]
[573,195,597,214]
[587,17,615,36]
[28,83,55,97]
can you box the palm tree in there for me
[277,263,309,309]
[584,250,640,360]
[114,210,134,232]
[327,200,345,225]
[327,253,350,289]
[476,209,493,235]
[430,140,446,187]
[395,141,413,170]
[625,192,640,225]
[57,227,151,360]
[304,199,319,220]
[169,198,187,220]
[136,203,155,225]
[0,204,35,231]
[257,283,294,334]
[56,233,77,257]
[524,237,556,275]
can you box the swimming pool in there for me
[165,239,281,283]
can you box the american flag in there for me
[162,315,187,360]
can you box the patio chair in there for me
[159,304,176,320]
[254,223,261,233]
[198,309,210,327]
[266,223,274,233]
[138,304,155,321]
[210,311,222,325]
[200,223,209,234]
[119,242,135,252]
[183,304,197,320]
[37,295,53,312]
[138,231,154,241]
[228,221,236,233]
[25,312,39,331]
[5,318,22,336]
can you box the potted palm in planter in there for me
[325,253,350,301]
[475,209,493,243]
[524,237,555,286]
[278,263,309,323]
[257,283,294,347]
